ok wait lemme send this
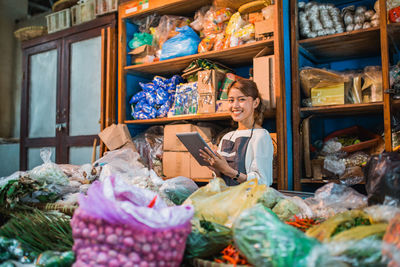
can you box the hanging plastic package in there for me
[364,152,400,206]
[160,26,200,61]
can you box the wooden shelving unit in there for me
[125,39,274,76]
[290,0,397,190]
[125,109,277,124]
[298,27,380,63]
[118,0,288,188]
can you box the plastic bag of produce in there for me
[35,251,75,267]
[364,152,400,206]
[304,183,367,219]
[159,176,199,205]
[160,26,200,60]
[72,176,194,266]
[30,148,69,186]
[233,204,323,267]
[318,238,398,267]
[128,32,153,50]
[184,218,232,259]
[184,178,266,227]
[153,15,191,49]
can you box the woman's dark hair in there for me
[227,78,264,125]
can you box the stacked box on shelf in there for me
[71,0,96,26]
[95,0,118,16]
[163,124,213,179]
[46,8,71,33]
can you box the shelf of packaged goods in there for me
[300,102,384,117]
[298,27,380,63]
[125,39,274,76]
[301,178,365,184]
[120,0,212,20]
[125,109,276,124]
[388,22,400,47]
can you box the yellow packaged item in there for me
[225,12,245,35]
[311,83,345,106]
[233,23,255,41]
[184,178,266,227]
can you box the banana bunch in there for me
[238,0,272,14]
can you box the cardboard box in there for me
[249,12,264,24]
[216,100,229,113]
[255,5,275,38]
[190,154,213,179]
[162,151,213,179]
[162,151,191,178]
[198,93,216,114]
[311,83,345,106]
[253,48,275,109]
[98,123,137,152]
[197,69,226,96]
[163,124,212,151]
[129,45,156,65]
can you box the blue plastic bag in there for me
[129,91,146,104]
[160,26,200,60]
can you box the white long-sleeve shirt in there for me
[217,128,274,186]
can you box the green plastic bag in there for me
[36,251,75,267]
[128,32,153,50]
[185,219,232,259]
[233,204,323,267]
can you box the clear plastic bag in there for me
[30,148,69,186]
[324,155,346,176]
[233,204,322,267]
[159,176,199,205]
[304,183,367,219]
[364,205,400,223]
[190,6,211,32]
[153,15,191,50]
[362,66,383,103]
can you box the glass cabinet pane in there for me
[28,49,57,138]
[69,36,102,136]
[28,147,56,170]
[69,146,99,165]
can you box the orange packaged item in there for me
[198,34,216,53]
[213,33,226,51]
[214,7,233,23]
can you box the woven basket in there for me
[193,258,249,267]
[52,0,78,12]
[14,26,47,41]
[27,202,77,216]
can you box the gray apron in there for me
[220,129,254,186]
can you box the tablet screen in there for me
[176,132,215,166]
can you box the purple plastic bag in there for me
[78,176,194,230]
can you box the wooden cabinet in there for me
[290,0,400,190]
[20,15,117,170]
[117,0,289,189]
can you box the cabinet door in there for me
[59,28,103,165]
[20,41,61,170]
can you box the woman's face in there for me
[228,87,259,125]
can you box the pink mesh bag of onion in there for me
[71,176,194,267]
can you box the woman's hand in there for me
[199,147,230,175]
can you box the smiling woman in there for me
[199,79,274,186]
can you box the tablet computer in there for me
[176,132,216,166]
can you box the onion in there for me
[97,252,107,264]
[142,243,151,254]
[128,252,140,263]
[123,237,134,247]
[139,261,149,267]
[106,234,118,245]
[123,229,132,236]
[105,226,114,235]
[108,250,118,258]
[117,254,128,265]
[108,259,120,267]
[115,226,123,236]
